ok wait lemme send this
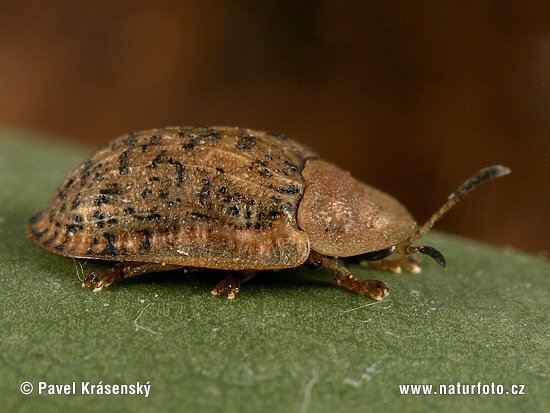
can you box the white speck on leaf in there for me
[345,357,387,386]
[410,290,420,298]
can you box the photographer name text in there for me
[20,381,151,397]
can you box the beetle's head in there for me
[394,165,511,268]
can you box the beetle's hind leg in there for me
[362,256,422,274]
[211,270,257,299]
[83,262,183,292]
[308,251,389,300]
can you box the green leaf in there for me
[1,128,548,412]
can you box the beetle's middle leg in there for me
[308,251,389,300]
[211,270,257,299]
[83,262,183,292]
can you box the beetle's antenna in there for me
[409,165,511,244]
[396,165,510,268]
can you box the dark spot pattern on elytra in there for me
[273,185,300,194]
[122,132,137,146]
[33,229,48,240]
[150,134,162,145]
[258,168,273,178]
[57,178,74,199]
[144,208,161,221]
[147,154,164,169]
[139,230,151,251]
[42,231,58,246]
[79,158,94,186]
[168,158,185,184]
[268,210,281,220]
[141,188,153,199]
[284,161,299,172]
[101,233,119,256]
[65,215,83,235]
[190,212,211,221]
[99,183,122,195]
[124,206,136,215]
[118,150,129,174]
[55,238,68,251]
[236,135,257,150]
[93,194,110,206]
[29,126,316,268]
[198,186,210,204]
[147,210,162,221]
[92,211,105,228]
[87,237,98,255]
[71,198,80,210]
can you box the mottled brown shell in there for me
[28,127,316,270]
[28,126,417,269]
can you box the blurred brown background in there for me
[0,1,548,254]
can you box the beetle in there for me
[28,126,510,299]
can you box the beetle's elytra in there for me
[28,126,510,299]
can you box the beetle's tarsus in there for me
[83,267,122,290]
[211,271,257,299]
[308,251,390,300]
[82,262,183,291]
[211,275,241,298]
[364,256,422,274]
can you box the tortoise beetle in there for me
[28,126,510,299]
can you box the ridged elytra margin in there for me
[28,126,511,299]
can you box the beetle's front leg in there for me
[308,251,389,300]
[211,270,257,299]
